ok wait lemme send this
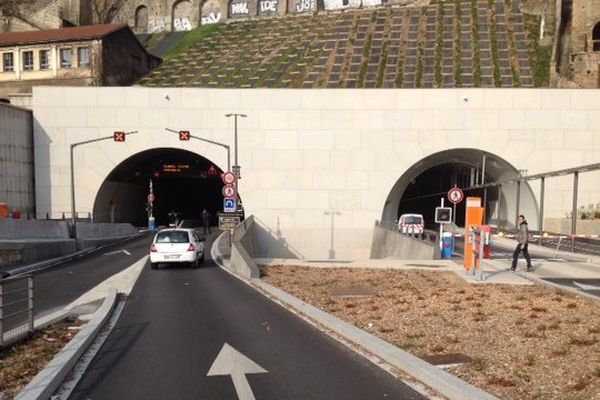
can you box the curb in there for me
[15,288,118,400]
[210,232,498,400]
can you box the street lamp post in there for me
[70,131,138,247]
[225,113,247,180]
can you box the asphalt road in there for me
[31,234,154,318]
[68,243,426,400]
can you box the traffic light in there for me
[435,207,452,224]
[179,130,190,141]
[113,131,125,142]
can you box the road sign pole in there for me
[439,198,444,251]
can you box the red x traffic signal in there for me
[179,130,190,141]
[113,131,125,142]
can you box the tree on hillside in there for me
[91,0,126,24]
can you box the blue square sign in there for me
[224,197,237,213]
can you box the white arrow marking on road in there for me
[207,343,267,400]
[103,250,131,256]
[573,281,600,291]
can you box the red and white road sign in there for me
[447,187,464,204]
[147,193,155,202]
[222,184,236,198]
[222,171,236,185]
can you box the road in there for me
[31,234,154,318]
[68,238,426,400]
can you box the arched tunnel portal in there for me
[383,149,539,230]
[93,148,228,227]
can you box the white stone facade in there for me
[32,87,600,259]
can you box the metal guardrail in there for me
[377,220,439,244]
[0,274,34,347]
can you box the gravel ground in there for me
[261,265,600,400]
[0,319,82,399]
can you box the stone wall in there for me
[572,51,600,88]
[571,0,600,54]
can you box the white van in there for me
[398,214,425,234]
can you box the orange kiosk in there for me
[464,197,484,271]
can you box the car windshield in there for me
[156,231,190,243]
[402,216,423,224]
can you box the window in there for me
[2,53,14,72]
[77,47,90,67]
[60,48,72,68]
[22,51,34,71]
[39,50,49,70]
[594,23,600,51]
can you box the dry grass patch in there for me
[0,319,82,399]
[262,265,600,399]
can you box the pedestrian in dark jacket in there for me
[202,209,211,234]
[511,214,532,271]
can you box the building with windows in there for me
[0,23,161,103]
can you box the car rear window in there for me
[156,231,190,243]
[402,216,423,224]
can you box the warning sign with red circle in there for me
[222,171,236,185]
[222,185,236,198]
[447,187,464,204]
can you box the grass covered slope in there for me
[140,0,538,88]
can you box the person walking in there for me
[511,214,532,271]
[201,209,211,234]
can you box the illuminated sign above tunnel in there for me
[162,164,190,173]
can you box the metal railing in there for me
[0,275,34,347]
[377,220,439,244]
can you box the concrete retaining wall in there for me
[0,240,76,266]
[370,222,440,260]
[230,216,260,279]
[0,220,138,267]
[0,219,70,239]
[76,222,138,238]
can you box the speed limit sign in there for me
[447,187,464,204]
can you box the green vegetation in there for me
[488,0,501,86]
[453,2,463,86]
[471,0,481,86]
[435,3,443,86]
[523,13,551,87]
[139,2,538,89]
[163,24,221,61]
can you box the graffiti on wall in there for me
[148,19,166,33]
[174,17,192,30]
[294,0,315,13]
[201,0,222,24]
[259,0,278,15]
[230,0,249,17]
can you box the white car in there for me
[150,228,205,269]
[398,213,425,234]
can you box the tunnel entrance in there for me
[93,148,227,227]
[383,149,539,230]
